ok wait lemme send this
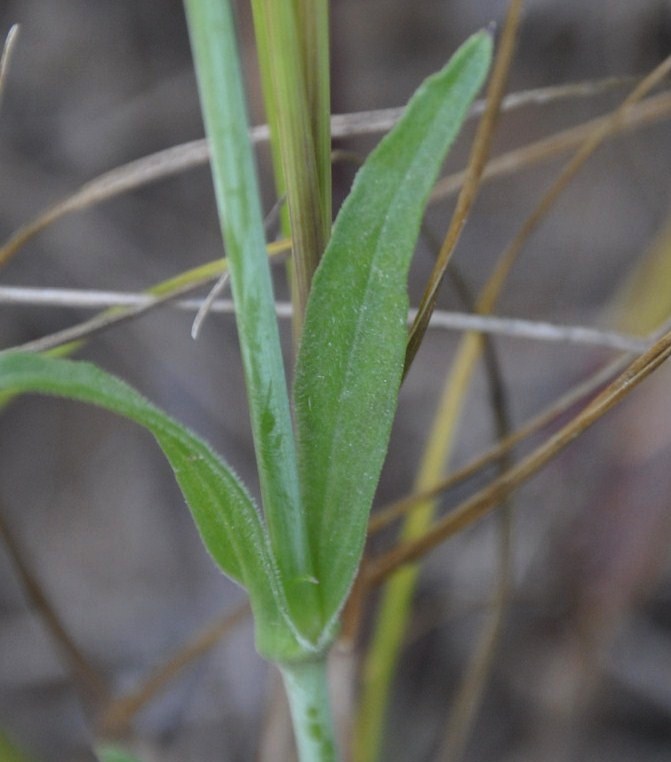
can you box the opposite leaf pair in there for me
[0,30,492,664]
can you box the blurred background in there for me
[0,1,670,760]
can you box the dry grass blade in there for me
[338,76,635,140]
[0,505,108,707]
[366,325,671,585]
[431,90,671,202]
[0,138,211,270]
[98,602,250,736]
[0,78,644,271]
[0,286,650,353]
[404,0,522,376]
[191,271,231,339]
[368,353,630,535]
[8,273,220,354]
[366,54,671,558]
[439,512,511,762]
[437,260,515,762]
[475,56,671,320]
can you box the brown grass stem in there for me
[431,89,671,202]
[0,80,659,272]
[404,0,523,375]
[436,264,515,762]
[366,325,671,586]
[0,506,108,707]
[9,273,222,355]
[98,601,250,736]
[368,353,630,535]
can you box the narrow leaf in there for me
[0,352,309,659]
[0,352,266,584]
[294,32,492,629]
[184,0,319,633]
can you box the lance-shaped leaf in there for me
[0,352,307,660]
[293,31,492,630]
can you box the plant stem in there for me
[280,659,339,762]
[184,0,321,639]
[249,0,330,336]
[294,0,332,244]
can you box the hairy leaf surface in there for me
[293,32,492,628]
[0,352,307,657]
[185,0,319,636]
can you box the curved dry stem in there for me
[404,0,522,375]
[2,239,291,356]
[98,602,250,737]
[0,286,650,353]
[0,504,108,707]
[0,78,653,271]
[0,139,212,269]
[368,353,630,536]
[366,325,671,585]
[431,90,671,202]
[436,264,515,762]
[191,271,231,339]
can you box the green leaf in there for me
[0,352,306,660]
[294,31,493,631]
[184,0,319,636]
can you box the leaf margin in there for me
[0,352,312,660]
[293,31,493,633]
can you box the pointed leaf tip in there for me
[294,31,492,631]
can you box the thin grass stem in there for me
[368,354,630,535]
[2,88,669,272]
[99,602,250,736]
[405,0,523,375]
[355,9,522,759]
[0,286,649,354]
[366,324,671,584]
[0,505,108,707]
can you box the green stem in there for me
[184,0,320,640]
[280,659,339,762]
